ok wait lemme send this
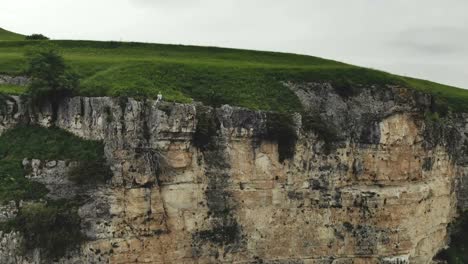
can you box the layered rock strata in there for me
[0,84,468,263]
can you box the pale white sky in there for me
[2,0,468,88]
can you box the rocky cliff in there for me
[1,83,468,264]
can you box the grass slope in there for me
[0,28,467,112]
[0,27,24,41]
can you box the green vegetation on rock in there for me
[0,125,105,202]
[435,212,468,264]
[0,84,26,95]
[0,125,108,258]
[302,112,339,153]
[1,200,84,259]
[68,160,112,184]
[405,77,468,113]
[0,159,48,203]
[25,44,79,121]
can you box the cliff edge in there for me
[0,83,468,263]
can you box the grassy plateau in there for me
[0,27,468,113]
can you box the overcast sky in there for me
[2,0,468,88]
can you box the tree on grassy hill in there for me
[25,34,49,40]
[25,45,79,122]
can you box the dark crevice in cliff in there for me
[422,112,464,160]
[141,99,152,144]
[302,112,340,154]
[0,94,15,116]
[192,105,220,151]
[118,96,128,141]
[192,106,245,258]
[434,212,468,263]
[262,112,297,162]
[331,80,365,99]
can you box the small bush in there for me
[302,113,339,153]
[331,78,359,98]
[0,160,49,202]
[431,96,450,117]
[263,112,297,162]
[194,222,243,246]
[424,111,441,123]
[25,34,49,40]
[7,201,84,259]
[68,160,112,185]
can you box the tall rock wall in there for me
[1,83,468,263]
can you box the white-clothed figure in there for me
[157,92,163,103]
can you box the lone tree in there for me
[26,45,78,122]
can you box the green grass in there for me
[0,28,467,112]
[0,84,26,95]
[404,77,468,113]
[0,125,105,203]
[0,27,24,41]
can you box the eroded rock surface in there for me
[1,84,468,263]
[0,75,29,87]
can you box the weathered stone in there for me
[0,84,467,263]
[0,75,30,86]
[24,159,79,199]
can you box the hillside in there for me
[0,28,467,112]
[0,27,24,41]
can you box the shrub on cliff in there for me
[6,201,84,259]
[25,45,79,122]
[68,160,112,185]
[25,34,49,40]
[434,212,468,263]
[302,112,339,153]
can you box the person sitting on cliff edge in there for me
[156,92,163,103]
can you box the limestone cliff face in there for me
[1,84,468,264]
